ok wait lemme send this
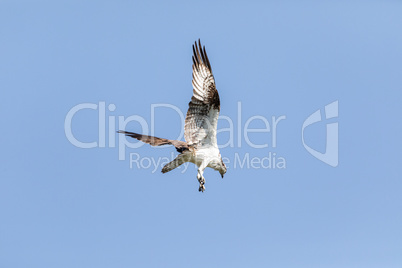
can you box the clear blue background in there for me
[1,1,401,267]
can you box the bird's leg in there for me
[197,169,206,192]
[197,159,211,192]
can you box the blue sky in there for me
[1,1,401,267]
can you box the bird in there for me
[118,39,226,192]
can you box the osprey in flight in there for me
[118,40,226,192]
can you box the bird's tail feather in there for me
[162,154,189,173]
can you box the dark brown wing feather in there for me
[117,131,189,153]
[184,39,220,146]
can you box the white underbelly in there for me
[190,146,220,167]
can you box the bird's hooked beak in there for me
[221,173,224,179]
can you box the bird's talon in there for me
[198,184,205,192]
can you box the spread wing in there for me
[117,131,189,153]
[184,39,220,147]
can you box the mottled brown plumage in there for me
[185,39,220,146]
[117,131,189,153]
